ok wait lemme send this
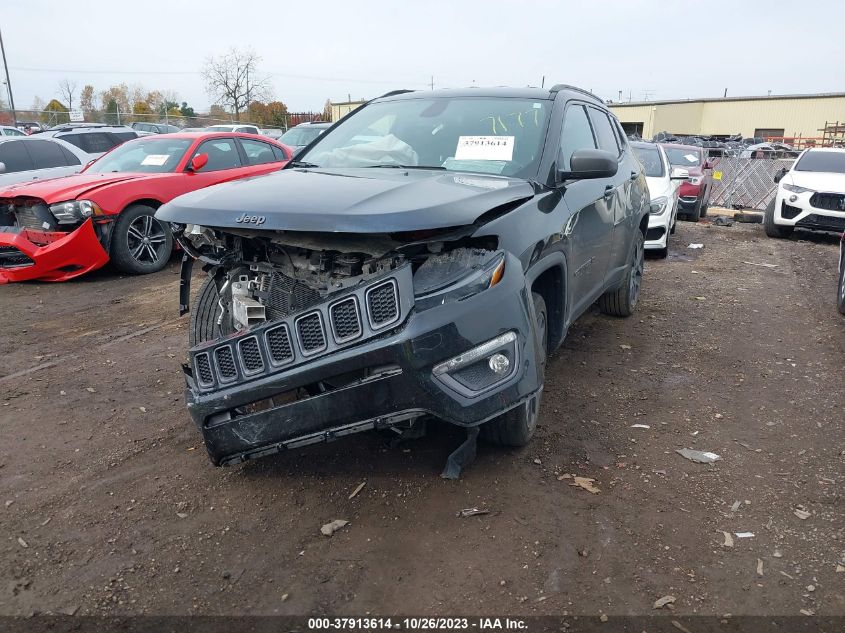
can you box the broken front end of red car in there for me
[0,197,111,283]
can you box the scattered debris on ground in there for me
[676,448,721,464]
[320,519,349,536]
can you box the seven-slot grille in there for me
[191,268,410,389]
[329,297,361,341]
[367,280,399,328]
[238,336,264,375]
[266,324,294,365]
[296,312,327,354]
[214,346,238,382]
[810,192,845,212]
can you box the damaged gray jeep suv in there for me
[157,85,650,467]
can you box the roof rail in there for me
[376,89,416,99]
[548,84,600,101]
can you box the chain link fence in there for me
[709,156,795,211]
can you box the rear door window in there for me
[0,140,35,172]
[239,138,279,165]
[78,133,118,154]
[25,139,71,168]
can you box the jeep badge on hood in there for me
[235,213,266,225]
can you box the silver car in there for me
[0,136,93,187]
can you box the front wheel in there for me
[110,204,172,274]
[764,198,793,239]
[599,230,644,317]
[480,292,547,447]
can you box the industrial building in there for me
[609,92,845,142]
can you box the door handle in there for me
[630,171,638,181]
[603,185,614,199]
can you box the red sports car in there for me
[0,132,291,282]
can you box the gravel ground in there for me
[1,217,843,618]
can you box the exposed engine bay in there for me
[176,223,500,333]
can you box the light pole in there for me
[0,28,16,125]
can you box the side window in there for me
[24,139,69,168]
[611,117,628,151]
[58,145,81,165]
[0,141,34,173]
[588,108,621,157]
[272,145,288,161]
[58,134,82,150]
[559,104,596,169]
[239,138,279,165]
[80,133,118,154]
[5,128,25,136]
[194,138,242,171]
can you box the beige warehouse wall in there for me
[699,97,845,138]
[330,101,365,122]
[611,96,845,140]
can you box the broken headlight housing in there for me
[413,249,506,311]
[49,199,102,225]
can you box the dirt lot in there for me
[1,218,843,618]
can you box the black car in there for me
[158,85,650,467]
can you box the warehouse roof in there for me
[609,92,845,107]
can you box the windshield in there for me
[206,125,234,132]
[86,137,192,173]
[795,150,845,174]
[632,145,665,177]
[298,97,551,178]
[280,126,326,147]
[664,147,701,166]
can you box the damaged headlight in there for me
[413,249,505,310]
[49,199,102,225]
[649,196,669,215]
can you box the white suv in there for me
[765,147,845,238]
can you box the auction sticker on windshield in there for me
[455,136,514,161]
[141,154,171,166]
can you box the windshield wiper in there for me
[365,164,446,170]
[288,160,319,168]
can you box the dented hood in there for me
[157,168,535,233]
[0,173,149,204]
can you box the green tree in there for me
[44,98,69,124]
[180,102,195,118]
[105,98,119,125]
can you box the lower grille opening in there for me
[0,246,34,268]
[205,364,402,427]
[646,227,666,241]
[781,202,802,220]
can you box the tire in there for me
[189,275,234,346]
[837,263,845,316]
[110,204,172,274]
[654,245,668,259]
[480,293,547,447]
[763,198,793,239]
[599,230,645,317]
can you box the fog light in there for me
[488,353,510,375]
[789,194,798,202]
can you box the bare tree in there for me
[202,49,271,121]
[58,79,78,111]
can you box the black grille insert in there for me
[195,353,214,386]
[795,214,845,232]
[810,193,845,212]
[296,312,327,354]
[265,271,322,319]
[238,336,264,374]
[0,245,34,268]
[214,346,237,382]
[367,281,399,327]
[329,297,361,342]
[781,202,802,220]
[266,325,294,365]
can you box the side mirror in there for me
[0,162,5,174]
[557,148,618,182]
[773,167,788,184]
[188,153,208,172]
[670,167,690,180]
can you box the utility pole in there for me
[430,75,434,90]
[0,28,16,125]
[541,76,545,89]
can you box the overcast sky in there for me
[3,0,843,114]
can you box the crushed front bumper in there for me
[0,219,110,283]
[182,254,542,466]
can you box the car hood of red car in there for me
[0,173,159,203]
